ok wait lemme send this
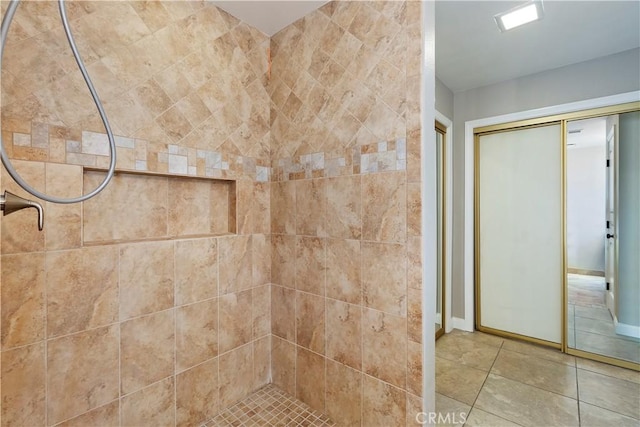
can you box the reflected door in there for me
[476,123,563,345]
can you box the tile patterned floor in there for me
[568,274,640,364]
[204,384,336,427]
[436,330,640,426]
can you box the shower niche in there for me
[82,170,237,244]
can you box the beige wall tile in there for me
[326,238,361,304]
[270,181,296,235]
[272,285,296,341]
[237,180,270,234]
[296,348,326,412]
[47,326,119,424]
[56,400,119,427]
[407,340,423,397]
[121,310,175,395]
[45,163,82,250]
[295,236,326,296]
[271,234,295,288]
[252,234,271,287]
[175,237,218,305]
[407,182,421,236]
[119,241,174,320]
[325,175,362,239]
[1,253,45,349]
[218,235,252,294]
[168,178,230,236]
[83,172,168,243]
[362,171,406,243]
[362,242,407,316]
[295,179,326,236]
[1,342,46,426]
[326,359,362,427]
[325,299,362,370]
[121,377,175,427]
[363,308,407,388]
[254,336,271,388]
[272,336,296,397]
[407,236,422,290]
[363,375,407,427]
[253,284,271,339]
[219,344,254,409]
[296,291,325,354]
[408,288,422,343]
[407,128,421,183]
[219,290,253,354]
[176,358,218,427]
[176,299,218,372]
[1,160,45,254]
[406,393,424,427]
[46,246,118,338]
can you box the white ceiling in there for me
[210,1,640,92]
[436,1,640,92]
[211,1,329,36]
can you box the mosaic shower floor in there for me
[204,384,336,426]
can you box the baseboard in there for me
[568,268,605,277]
[614,318,640,340]
[450,317,473,332]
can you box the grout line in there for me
[173,241,177,427]
[468,338,504,409]
[575,354,581,426]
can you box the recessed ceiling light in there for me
[495,0,545,32]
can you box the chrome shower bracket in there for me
[0,190,44,231]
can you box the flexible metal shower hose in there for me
[0,0,116,204]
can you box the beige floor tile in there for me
[448,329,504,348]
[574,305,613,322]
[491,349,578,398]
[577,369,640,419]
[575,315,616,336]
[435,357,488,406]
[435,393,470,427]
[502,339,575,366]
[579,402,639,427]
[464,408,523,427]
[576,358,640,384]
[575,330,640,364]
[436,334,500,371]
[475,374,579,427]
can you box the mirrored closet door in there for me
[566,110,640,367]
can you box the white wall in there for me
[436,77,454,120]
[448,47,640,318]
[617,111,640,328]
[567,145,606,272]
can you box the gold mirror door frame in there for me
[565,107,640,371]
[436,121,446,340]
[475,121,564,348]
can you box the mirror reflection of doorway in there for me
[566,112,640,365]
[436,121,446,339]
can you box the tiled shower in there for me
[0,1,424,426]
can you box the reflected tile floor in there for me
[568,274,640,364]
[436,330,640,427]
[204,384,335,427]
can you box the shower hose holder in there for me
[0,190,44,231]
